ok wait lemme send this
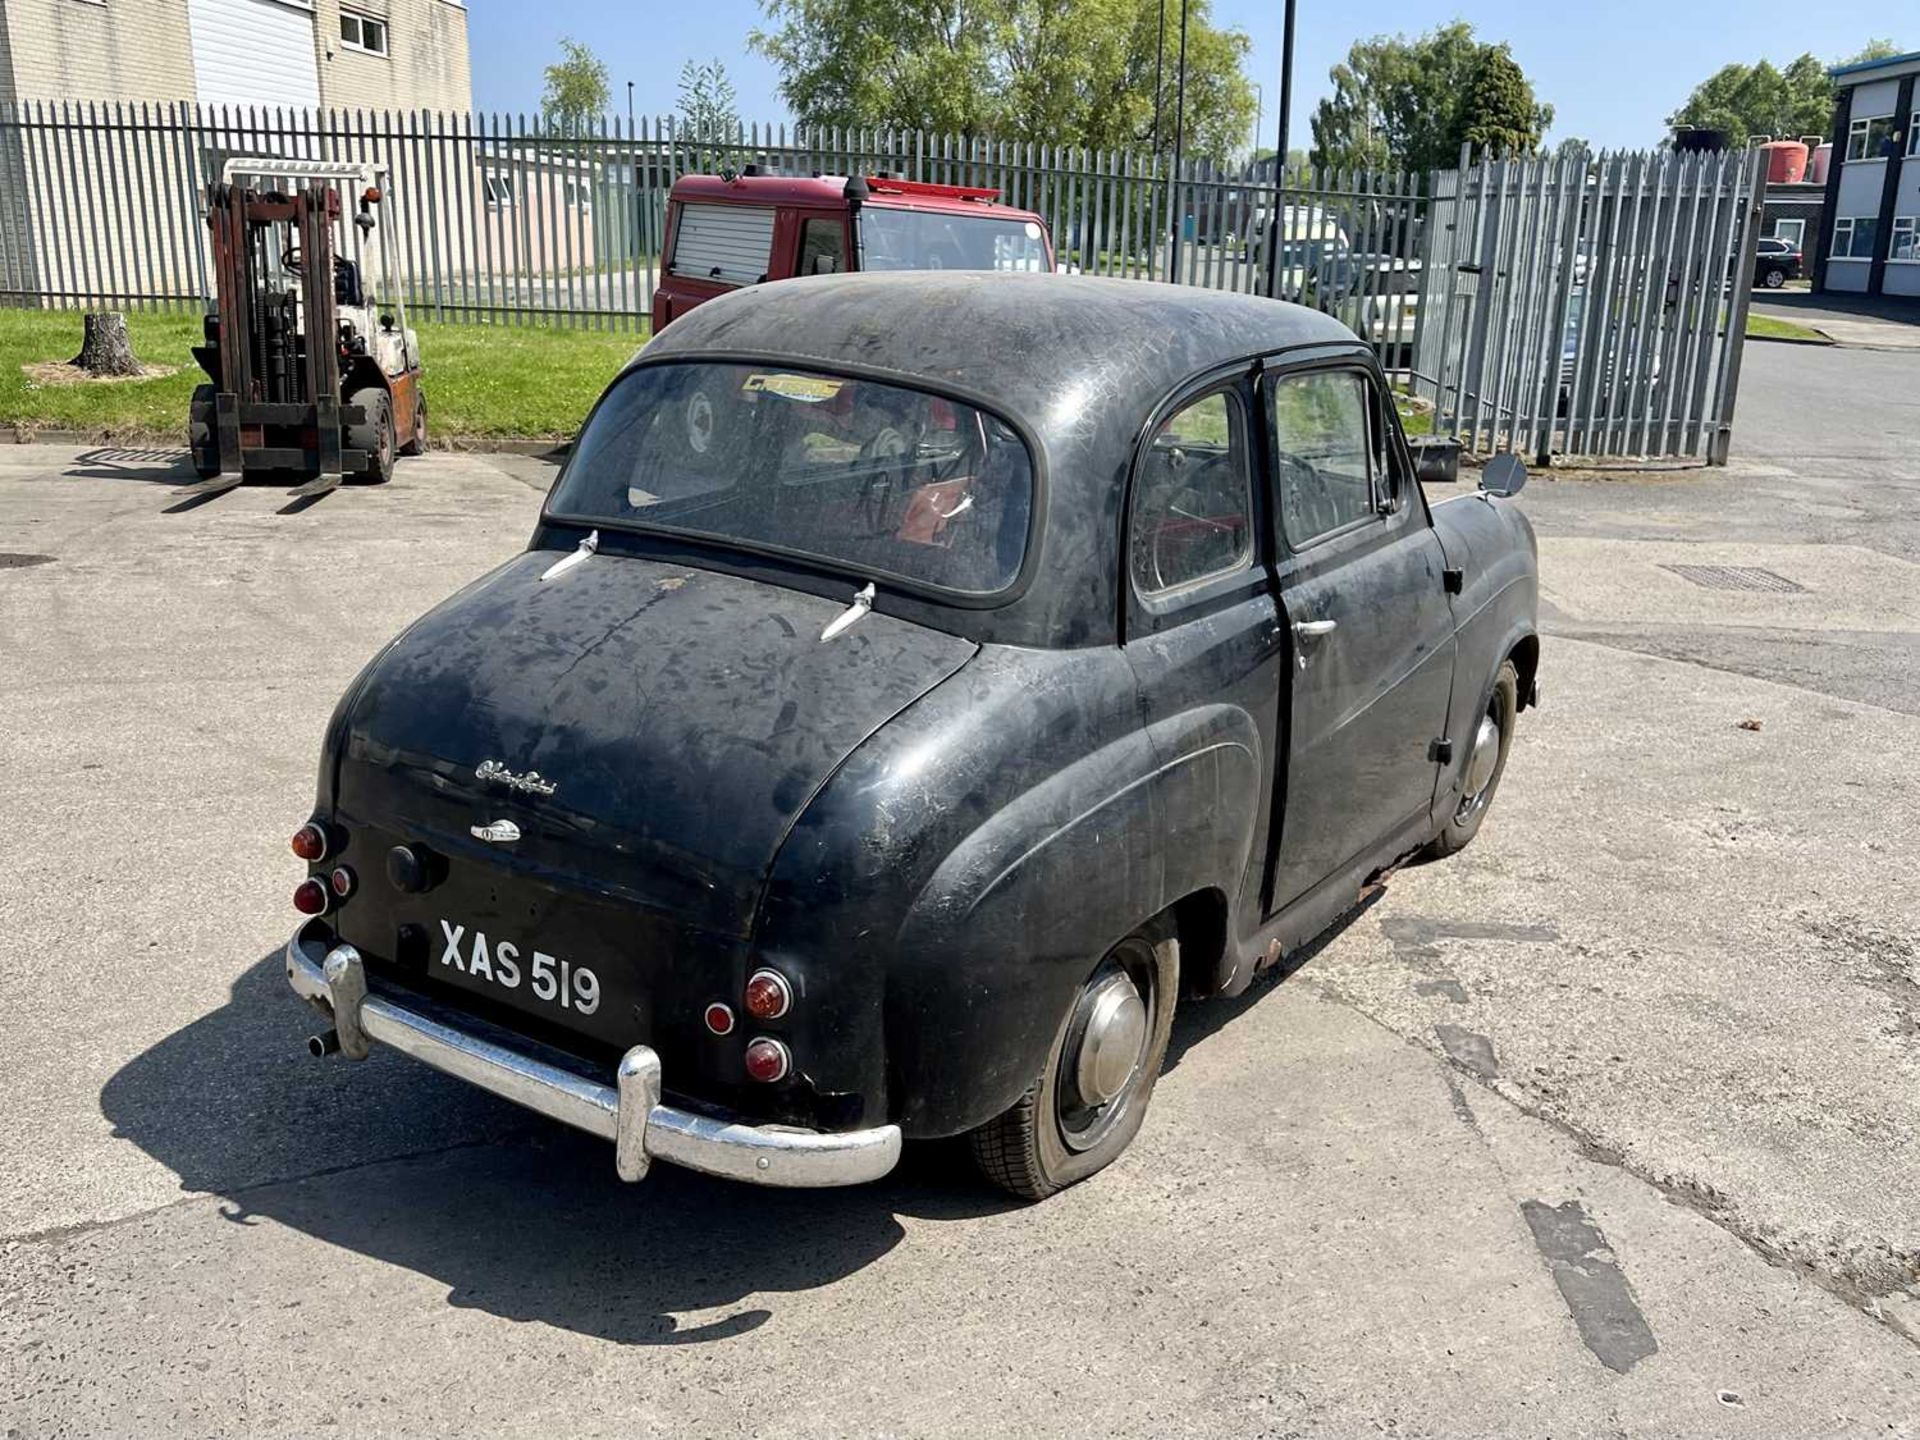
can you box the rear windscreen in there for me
[548,363,1035,596]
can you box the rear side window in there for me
[1268,371,1377,546]
[1130,390,1253,596]
[799,218,845,275]
[669,203,775,286]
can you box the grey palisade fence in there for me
[0,103,1764,462]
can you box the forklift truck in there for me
[188,158,424,497]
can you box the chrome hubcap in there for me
[1059,962,1151,1152]
[1075,975,1148,1106]
[1464,714,1501,798]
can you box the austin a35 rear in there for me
[285,272,1539,1198]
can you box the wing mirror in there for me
[1480,454,1528,497]
[1409,437,1461,484]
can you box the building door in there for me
[186,0,322,113]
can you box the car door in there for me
[1263,360,1456,913]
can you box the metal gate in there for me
[1413,149,1766,464]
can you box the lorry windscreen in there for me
[548,362,1035,597]
[861,207,1051,273]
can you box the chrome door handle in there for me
[1293,619,1337,638]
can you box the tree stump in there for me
[70,312,143,378]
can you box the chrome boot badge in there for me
[475,759,558,797]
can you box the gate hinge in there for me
[1428,738,1454,764]
[1442,567,1464,594]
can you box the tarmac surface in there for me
[0,341,1915,1436]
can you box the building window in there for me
[1909,114,1919,157]
[483,175,513,208]
[1831,216,1880,260]
[340,8,389,57]
[1893,218,1918,264]
[1772,218,1805,248]
[1845,114,1893,162]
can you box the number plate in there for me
[432,917,617,1042]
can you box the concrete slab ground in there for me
[0,334,1915,1437]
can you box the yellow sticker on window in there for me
[742,373,844,402]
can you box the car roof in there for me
[640,271,1357,429]
[632,272,1365,648]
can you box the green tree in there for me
[541,38,611,137]
[677,59,741,140]
[1458,46,1547,156]
[750,0,1257,164]
[1667,43,1903,146]
[1309,23,1551,172]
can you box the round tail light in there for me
[703,1002,736,1036]
[744,968,793,1021]
[329,866,356,899]
[290,822,329,863]
[293,878,330,916]
[743,1037,791,1084]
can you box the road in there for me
[0,339,1915,1436]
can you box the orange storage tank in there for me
[1760,140,1809,184]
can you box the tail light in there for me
[743,1037,791,1084]
[329,866,356,899]
[291,822,329,863]
[293,878,330,916]
[703,1002,736,1036]
[744,968,792,1021]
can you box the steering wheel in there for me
[281,243,304,275]
[858,425,912,532]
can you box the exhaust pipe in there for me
[308,1029,341,1058]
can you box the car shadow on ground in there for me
[100,952,1016,1346]
[1162,890,1380,1073]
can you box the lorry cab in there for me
[650,171,1057,331]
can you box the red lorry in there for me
[651,171,1057,331]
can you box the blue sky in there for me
[468,0,1903,152]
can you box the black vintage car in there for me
[285,273,1539,1199]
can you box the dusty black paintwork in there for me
[304,273,1539,1140]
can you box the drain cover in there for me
[1659,563,1804,594]
[0,552,54,570]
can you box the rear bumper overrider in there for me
[284,921,901,1188]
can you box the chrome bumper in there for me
[283,922,901,1188]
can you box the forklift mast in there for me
[205,181,348,477]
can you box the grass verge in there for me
[1746,313,1827,344]
[0,307,647,442]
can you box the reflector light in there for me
[291,822,329,862]
[703,1002,736,1036]
[744,969,793,1021]
[329,866,355,899]
[743,1037,791,1084]
[293,878,330,916]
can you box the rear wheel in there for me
[398,385,427,456]
[1762,267,1787,289]
[969,922,1178,1200]
[346,386,395,484]
[1422,659,1519,860]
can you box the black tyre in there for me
[187,383,220,478]
[969,921,1179,1200]
[399,386,427,457]
[1423,658,1519,860]
[346,386,395,484]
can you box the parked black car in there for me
[284,273,1540,1199]
[1755,237,1802,289]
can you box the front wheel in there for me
[969,922,1178,1200]
[1422,658,1519,860]
[346,386,395,485]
